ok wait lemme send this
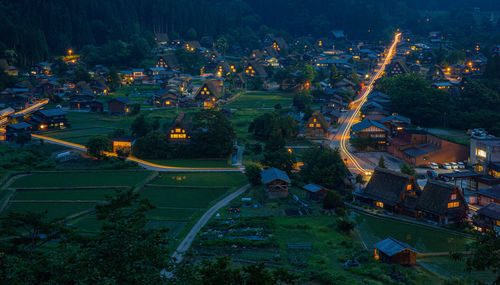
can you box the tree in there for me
[400,163,416,176]
[186,28,198,40]
[216,36,229,55]
[245,163,262,186]
[293,90,312,111]
[336,218,355,233]
[15,133,31,147]
[323,191,344,211]
[329,65,340,84]
[300,147,348,189]
[86,136,111,159]
[378,156,386,168]
[130,103,141,116]
[130,115,152,138]
[192,110,236,157]
[108,66,121,91]
[72,66,91,83]
[262,148,295,173]
[132,131,171,159]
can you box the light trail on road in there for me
[339,33,401,175]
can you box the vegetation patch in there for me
[150,172,247,188]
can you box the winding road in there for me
[329,33,401,175]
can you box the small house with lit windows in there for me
[167,112,192,144]
[416,180,468,224]
[111,136,135,155]
[194,80,221,109]
[30,109,68,131]
[387,59,410,77]
[108,97,130,115]
[351,119,390,147]
[304,111,331,139]
[243,61,268,79]
[379,114,411,134]
[478,186,500,206]
[474,203,500,235]
[153,89,178,108]
[353,168,421,216]
[374,237,417,266]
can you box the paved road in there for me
[171,184,251,263]
[32,134,244,172]
[329,33,401,176]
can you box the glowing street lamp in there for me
[68,49,73,56]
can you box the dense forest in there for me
[2,0,500,66]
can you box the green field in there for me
[147,207,200,220]
[227,91,293,109]
[12,171,152,188]
[141,186,228,208]
[148,158,233,168]
[6,202,95,221]
[14,188,123,201]
[418,256,495,284]
[151,172,247,187]
[350,211,473,253]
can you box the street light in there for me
[68,49,73,56]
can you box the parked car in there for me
[429,162,439,169]
[457,162,465,169]
[427,170,438,179]
[442,163,452,170]
[450,162,458,169]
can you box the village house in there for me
[304,111,331,139]
[374,237,417,266]
[474,203,500,235]
[90,99,105,113]
[379,114,411,134]
[416,180,468,224]
[166,112,192,144]
[470,136,500,179]
[153,89,178,108]
[261,167,290,199]
[30,109,68,131]
[386,59,410,77]
[360,101,390,121]
[478,186,500,206]
[194,80,221,109]
[351,119,390,148]
[5,122,32,142]
[389,130,468,167]
[354,168,421,216]
[302,183,328,202]
[108,97,130,115]
[111,136,135,155]
[69,90,95,110]
[243,61,268,79]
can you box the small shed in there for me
[90,99,105,113]
[111,136,135,154]
[374,237,417,266]
[302,183,328,201]
[108,97,130,115]
[261,168,290,199]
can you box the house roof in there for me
[374,237,417,256]
[417,180,465,216]
[168,112,192,132]
[303,183,328,193]
[0,107,15,117]
[351,119,389,133]
[361,167,413,206]
[478,186,500,201]
[38,108,67,117]
[110,97,130,104]
[380,114,411,125]
[477,203,500,220]
[112,136,135,143]
[195,80,221,99]
[261,168,291,184]
[7,122,32,130]
[389,59,411,74]
[402,144,440,158]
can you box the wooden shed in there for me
[374,237,417,266]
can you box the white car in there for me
[457,162,465,169]
[429,162,439,169]
[450,162,458,169]
[442,163,452,170]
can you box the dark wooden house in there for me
[416,180,468,224]
[374,237,417,266]
[302,183,328,202]
[387,59,410,77]
[30,109,68,131]
[108,97,130,115]
[153,89,178,107]
[90,99,105,113]
[261,168,290,199]
[166,112,192,144]
[354,167,421,216]
[474,203,500,235]
[478,186,500,206]
[304,111,331,139]
[5,122,32,142]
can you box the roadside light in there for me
[68,49,73,56]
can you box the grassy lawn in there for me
[12,171,152,188]
[418,256,495,284]
[350,210,473,253]
[147,207,201,221]
[227,91,293,109]
[151,172,247,188]
[13,188,123,201]
[148,158,233,168]
[6,202,95,221]
[140,186,228,208]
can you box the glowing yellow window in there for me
[376,201,384,208]
[476,149,487,158]
[374,249,379,260]
[447,202,459,208]
[406,184,412,191]
[175,128,181,133]
[309,123,314,127]
[313,118,317,122]
[496,220,500,226]
[315,124,321,127]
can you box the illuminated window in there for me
[309,123,314,127]
[476,149,487,158]
[374,249,379,260]
[406,184,412,191]
[450,194,457,200]
[496,220,500,226]
[175,128,181,133]
[447,202,459,208]
[315,124,321,127]
[376,201,384,208]
[313,118,317,122]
